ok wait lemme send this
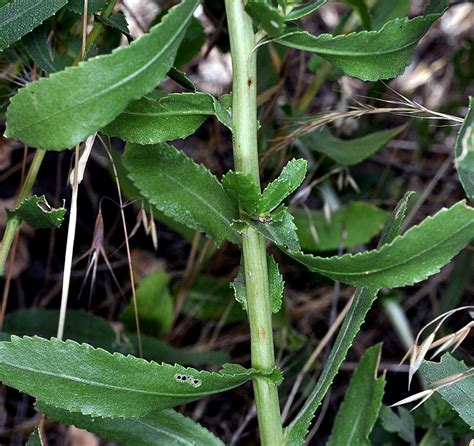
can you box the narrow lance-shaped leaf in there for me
[167,67,197,91]
[0,0,67,52]
[123,143,240,246]
[283,192,412,445]
[95,12,133,42]
[300,125,406,166]
[420,354,474,429]
[275,0,448,81]
[103,93,226,145]
[287,200,474,288]
[245,1,286,37]
[231,255,284,313]
[326,344,385,446]
[5,0,199,150]
[251,206,300,252]
[7,195,66,229]
[454,97,474,203]
[37,403,225,446]
[259,159,307,214]
[222,171,260,215]
[23,26,61,74]
[0,336,276,418]
[294,202,388,252]
[284,0,326,21]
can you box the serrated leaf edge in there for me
[290,201,474,286]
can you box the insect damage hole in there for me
[174,373,202,388]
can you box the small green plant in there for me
[0,0,473,444]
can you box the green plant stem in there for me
[0,149,46,275]
[225,1,283,444]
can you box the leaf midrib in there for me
[0,361,247,400]
[287,288,378,433]
[12,2,194,133]
[122,108,213,118]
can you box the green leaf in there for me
[2,308,228,366]
[420,354,474,429]
[120,271,173,338]
[175,16,205,67]
[259,159,307,214]
[294,202,388,252]
[379,406,416,445]
[231,264,247,311]
[222,171,260,215]
[123,142,240,246]
[377,191,414,246]
[250,206,300,252]
[7,195,66,229]
[184,275,246,323]
[26,427,44,446]
[23,26,61,73]
[0,0,67,52]
[104,93,218,144]
[245,1,286,37]
[343,0,372,30]
[231,255,284,313]
[439,250,473,314]
[268,255,284,313]
[67,0,106,14]
[3,309,117,351]
[5,0,199,150]
[284,192,412,445]
[110,147,197,243]
[300,126,405,166]
[95,12,133,42]
[275,0,448,81]
[284,0,326,21]
[371,0,409,30]
[327,344,385,446]
[38,403,224,446]
[0,336,268,417]
[288,200,474,288]
[127,333,230,367]
[213,93,233,130]
[454,97,474,203]
[167,67,197,91]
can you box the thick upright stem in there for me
[225,1,283,444]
